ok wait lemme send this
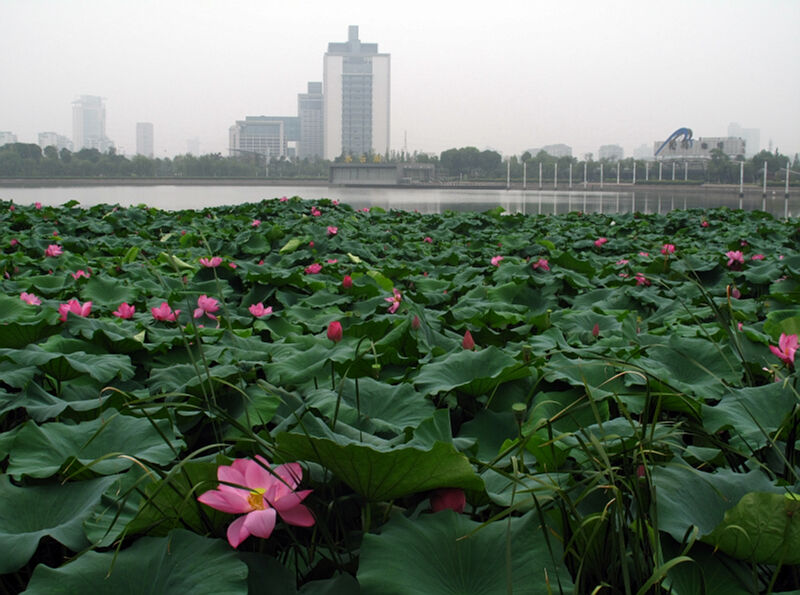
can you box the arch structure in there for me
[655,128,693,156]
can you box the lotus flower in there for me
[311,207,321,217]
[113,302,136,319]
[58,298,91,322]
[199,256,222,268]
[412,315,421,330]
[151,302,179,322]
[20,292,41,306]
[661,244,675,255]
[249,302,273,317]
[430,488,466,514]
[34,202,42,210]
[635,272,650,286]
[197,456,314,548]
[594,237,608,247]
[251,219,261,227]
[342,274,353,289]
[490,255,504,266]
[71,269,90,280]
[194,295,219,319]
[385,288,402,314]
[423,236,433,243]
[10,238,18,247]
[305,263,322,274]
[327,320,343,343]
[462,329,475,350]
[751,254,765,261]
[592,323,600,337]
[769,333,798,367]
[532,258,550,271]
[327,226,338,236]
[726,251,745,268]
[44,244,62,258]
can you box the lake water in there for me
[1,184,796,217]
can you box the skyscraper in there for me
[72,95,113,152]
[136,122,154,158]
[298,82,324,159]
[323,26,390,160]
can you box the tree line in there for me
[0,142,797,185]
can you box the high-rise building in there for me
[136,122,154,158]
[38,132,73,152]
[229,116,299,160]
[323,25,390,160]
[598,144,624,161]
[727,123,760,157]
[0,131,18,147]
[72,95,113,152]
[298,82,324,159]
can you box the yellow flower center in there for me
[247,487,266,510]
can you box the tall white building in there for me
[136,122,154,158]
[598,144,624,161]
[728,123,760,157]
[38,132,73,152]
[72,95,113,152]
[0,131,18,147]
[323,26,390,160]
[298,82,324,159]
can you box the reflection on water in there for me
[1,184,796,218]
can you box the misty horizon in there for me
[2,0,798,160]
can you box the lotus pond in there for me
[1,197,799,594]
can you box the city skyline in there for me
[1,0,798,159]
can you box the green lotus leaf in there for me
[79,274,139,308]
[7,411,185,478]
[701,492,800,565]
[23,529,248,594]
[0,474,118,574]
[358,510,572,594]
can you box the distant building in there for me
[323,25,390,160]
[632,144,654,161]
[38,132,73,152]
[598,144,624,161]
[186,138,200,156]
[0,131,18,147]
[229,116,299,160]
[136,122,154,158]
[653,136,746,160]
[298,82,324,159]
[536,144,572,158]
[329,162,434,186]
[72,95,113,152]
[727,123,760,157]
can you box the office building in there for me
[323,25,390,159]
[72,95,113,152]
[653,136,746,160]
[38,132,73,152]
[728,123,760,157]
[136,122,154,158]
[229,116,299,160]
[0,131,18,147]
[298,82,324,159]
[598,144,624,161]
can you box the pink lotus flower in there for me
[342,274,353,289]
[490,255,504,267]
[305,263,322,274]
[35,202,42,210]
[113,302,136,319]
[462,330,476,350]
[311,207,321,217]
[197,456,314,548]
[228,262,237,269]
[592,323,600,337]
[327,320,343,343]
[10,238,18,247]
[309,241,315,248]
[423,236,433,244]
[332,200,339,206]
[635,272,650,286]
[327,226,338,236]
[638,252,649,257]
[726,250,745,268]
[71,269,90,280]
[661,244,675,255]
[326,259,338,264]
[200,256,222,268]
[616,259,629,265]
[52,230,59,237]
[769,333,798,367]
[701,220,709,228]
[44,244,62,258]
[151,302,179,322]
[20,292,41,306]
[385,288,402,314]
[751,254,765,261]
[58,298,91,322]
[412,315,421,330]
[594,237,608,247]
[279,196,288,202]
[361,208,370,213]
[430,488,466,513]
[194,295,219,319]
[249,302,273,317]
[532,258,550,271]
[251,219,261,227]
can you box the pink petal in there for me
[277,502,315,527]
[273,463,303,490]
[226,514,251,548]
[197,489,251,514]
[242,508,277,539]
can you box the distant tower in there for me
[298,82,324,159]
[72,95,113,152]
[136,122,154,158]
[323,25,390,159]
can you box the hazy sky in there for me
[2,0,798,159]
